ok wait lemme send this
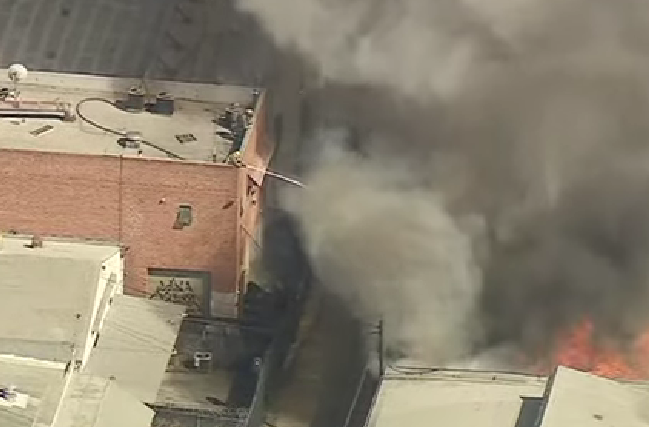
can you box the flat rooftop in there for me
[370,366,649,427]
[371,368,547,427]
[0,234,121,362]
[0,70,258,163]
[539,366,649,427]
[155,322,238,410]
[0,356,67,427]
[0,233,120,260]
[85,294,186,404]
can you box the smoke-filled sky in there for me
[239,0,649,366]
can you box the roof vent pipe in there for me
[152,92,175,116]
[26,235,43,249]
[124,87,145,112]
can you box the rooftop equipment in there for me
[152,91,175,116]
[0,99,76,121]
[117,131,143,150]
[124,87,146,112]
[0,64,76,121]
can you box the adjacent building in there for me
[0,234,185,427]
[366,364,649,427]
[0,70,273,317]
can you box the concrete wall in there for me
[82,250,123,368]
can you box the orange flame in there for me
[535,320,649,379]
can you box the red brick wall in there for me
[0,149,239,294]
[120,158,240,294]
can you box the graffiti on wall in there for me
[149,276,204,314]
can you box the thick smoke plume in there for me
[282,136,482,363]
[239,0,649,365]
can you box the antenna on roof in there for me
[25,235,43,249]
[7,64,28,99]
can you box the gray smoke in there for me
[238,0,513,101]
[239,0,649,365]
[282,136,482,362]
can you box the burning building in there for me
[230,0,649,386]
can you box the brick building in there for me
[0,70,273,317]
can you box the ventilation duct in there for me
[0,99,75,121]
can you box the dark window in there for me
[175,205,193,229]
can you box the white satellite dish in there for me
[8,63,28,83]
[7,64,27,99]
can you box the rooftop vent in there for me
[0,99,75,121]
[25,235,43,249]
[123,87,145,112]
[152,92,175,116]
[117,131,143,150]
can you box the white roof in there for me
[55,374,154,427]
[370,369,546,427]
[0,356,67,427]
[539,366,649,427]
[0,235,120,361]
[84,295,185,403]
[370,367,649,427]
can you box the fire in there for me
[535,320,649,379]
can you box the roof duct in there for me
[0,99,75,121]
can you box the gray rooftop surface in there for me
[370,367,649,427]
[539,366,649,427]
[0,234,120,260]
[0,0,275,85]
[0,235,120,362]
[0,70,257,163]
[155,369,234,411]
[155,321,243,410]
[84,294,186,403]
[0,356,67,427]
[371,369,547,427]
[55,374,154,427]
